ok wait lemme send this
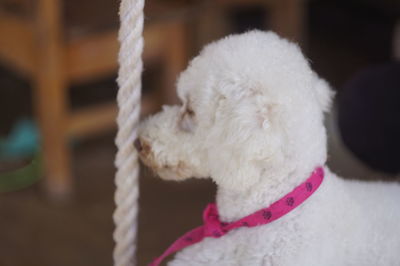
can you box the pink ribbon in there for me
[150,167,324,266]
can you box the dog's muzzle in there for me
[134,137,153,166]
[134,138,143,152]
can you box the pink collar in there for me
[150,167,324,266]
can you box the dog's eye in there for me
[186,108,195,117]
[179,108,196,132]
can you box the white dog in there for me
[136,31,400,266]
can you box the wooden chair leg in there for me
[33,0,72,198]
[34,79,72,198]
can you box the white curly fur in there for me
[137,31,400,266]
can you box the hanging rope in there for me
[114,0,144,265]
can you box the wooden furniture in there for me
[0,0,305,198]
[0,0,192,198]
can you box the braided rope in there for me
[114,0,144,265]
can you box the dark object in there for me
[134,138,143,152]
[229,5,266,34]
[338,62,400,174]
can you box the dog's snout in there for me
[134,137,152,157]
[134,137,157,169]
[134,138,143,152]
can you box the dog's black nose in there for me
[134,138,143,152]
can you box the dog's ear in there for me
[313,73,335,113]
[216,76,280,132]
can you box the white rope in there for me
[114,0,144,265]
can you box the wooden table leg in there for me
[33,0,72,199]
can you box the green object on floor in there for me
[0,152,42,192]
[0,119,42,192]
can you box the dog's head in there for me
[136,31,333,191]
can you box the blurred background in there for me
[0,0,399,265]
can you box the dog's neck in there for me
[216,165,321,222]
